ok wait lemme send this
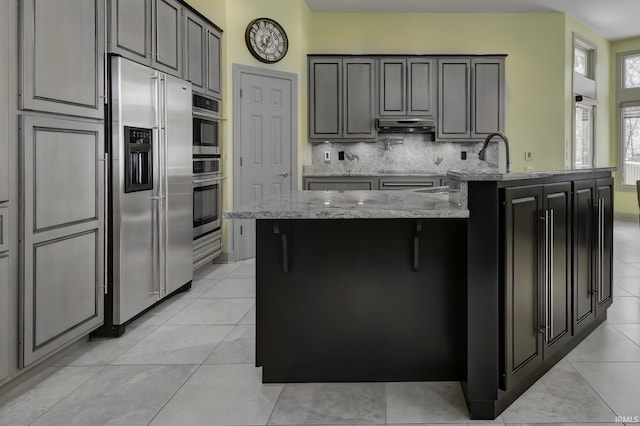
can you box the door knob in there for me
[279,172,290,177]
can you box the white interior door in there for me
[235,68,295,260]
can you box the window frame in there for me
[574,98,596,169]
[571,33,598,170]
[616,49,640,190]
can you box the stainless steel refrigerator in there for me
[100,56,193,336]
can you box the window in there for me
[575,102,595,169]
[572,34,597,169]
[623,54,640,89]
[617,49,640,187]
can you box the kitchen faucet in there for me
[479,131,511,173]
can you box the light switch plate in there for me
[525,151,532,161]
[324,151,331,162]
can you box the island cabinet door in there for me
[594,178,613,316]
[501,185,544,391]
[572,179,597,335]
[541,183,572,358]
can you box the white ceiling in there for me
[304,0,640,41]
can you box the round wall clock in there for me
[245,18,288,64]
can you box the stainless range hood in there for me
[377,118,436,133]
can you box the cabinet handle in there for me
[543,209,550,342]
[274,224,289,273]
[413,220,422,271]
[598,198,604,303]
[549,208,554,341]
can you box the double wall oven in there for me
[192,93,223,267]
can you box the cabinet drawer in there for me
[306,180,375,191]
[379,178,438,190]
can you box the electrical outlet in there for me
[525,151,533,161]
[338,151,345,161]
[461,151,467,160]
[324,151,331,162]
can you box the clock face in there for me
[245,18,288,64]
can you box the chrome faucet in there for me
[479,131,511,173]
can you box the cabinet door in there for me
[205,26,222,98]
[595,178,613,314]
[152,0,182,76]
[0,255,8,383]
[109,0,152,65]
[542,183,571,357]
[437,59,470,140]
[471,58,505,138]
[184,10,205,92]
[343,58,376,139]
[309,58,342,139]
[379,59,406,116]
[573,179,597,335]
[502,186,543,390]
[20,115,105,367]
[0,0,8,203]
[407,58,435,117]
[304,178,375,191]
[20,0,105,119]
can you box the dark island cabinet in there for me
[573,178,613,335]
[501,182,572,391]
[308,57,376,141]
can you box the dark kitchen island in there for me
[224,167,615,420]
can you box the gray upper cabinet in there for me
[308,56,375,141]
[205,26,222,98]
[20,115,105,367]
[108,0,184,78]
[437,57,504,141]
[471,58,505,139]
[379,58,435,117]
[109,0,152,64]
[184,10,205,92]
[153,0,182,76]
[20,0,105,120]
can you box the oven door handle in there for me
[193,110,223,121]
[193,176,225,185]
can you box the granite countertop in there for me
[224,190,468,220]
[448,167,616,181]
[302,170,444,177]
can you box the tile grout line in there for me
[143,363,202,426]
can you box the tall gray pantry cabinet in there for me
[11,0,105,375]
[0,0,10,384]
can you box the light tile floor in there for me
[1,222,639,425]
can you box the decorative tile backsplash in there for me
[305,133,500,175]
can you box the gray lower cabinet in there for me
[308,56,376,141]
[437,57,504,141]
[109,0,152,64]
[379,58,435,117]
[153,0,182,77]
[305,177,376,191]
[205,26,221,99]
[20,115,105,367]
[379,177,439,190]
[20,0,105,120]
[0,254,8,383]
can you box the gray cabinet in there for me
[184,10,205,92]
[308,57,376,141]
[20,0,105,120]
[108,0,183,78]
[205,26,222,98]
[0,254,8,383]
[437,57,504,141]
[109,0,152,64]
[153,0,182,76]
[20,115,105,367]
[379,176,439,189]
[304,177,376,191]
[379,58,435,117]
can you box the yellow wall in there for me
[611,35,640,218]
[310,13,567,172]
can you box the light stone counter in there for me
[224,189,468,220]
[447,167,616,181]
